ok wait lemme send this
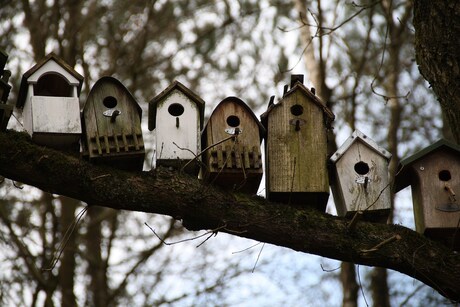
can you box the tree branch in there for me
[0,130,459,301]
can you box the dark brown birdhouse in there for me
[201,96,265,193]
[82,76,145,171]
[395,139,460,250]
[16,53,83,149]
[0,50,12,131]
[261,75,334,210]
[148,81,205,174]
[330,130,392,222]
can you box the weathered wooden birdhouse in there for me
[330,130,392,222]
[395,139,460,250]
[202,96,265,193]
[15,53,83,149]
[261,75,334,210]
[0,50,13,131]
[148,80,205,174]
[82,76,145,171]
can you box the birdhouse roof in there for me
[148,80,205,131]
[394,139,460,192]
[330,129,392,163]
[83,76,142,118]
[16,52,84,108]
[203,96,266,141]
[260,81,335,128]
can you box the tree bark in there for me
[414,0,460,144]
[340,262,358,307]
[0,130,459,301]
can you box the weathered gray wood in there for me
[263,79,334,209]
[82,76,144,171]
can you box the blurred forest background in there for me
[0,0,453,306]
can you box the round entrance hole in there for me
[226,115,240,127]
[290,104,304,116]
[103,96,118,108]
[354,161,370,175]
[168,103,185,116]
[439,170,451,181]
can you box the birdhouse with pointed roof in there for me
[395,139,460,250]
[261,75,334,210]
[82,76,145,171]
[16,53,83,149]
[202,96,265,193]
[0,50,13,131]
[330,130,392,222]
[148,81,205,175]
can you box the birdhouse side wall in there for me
[155,90,200,161]
[410,150,460,231]
[266,91,329,194]
[333,142,391,216]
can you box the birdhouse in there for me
[261,75,334,210]
[82,76,145,171]
[201,96,265,193]
[148,81,205,175]
[16,53,83,149]
[330,130,392,222]
[0,50,13,131]
[395,139,460,250]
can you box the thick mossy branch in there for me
[0,130,459,301]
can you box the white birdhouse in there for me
[16,53,83,150]
[330,130,392,222]
[148,80,205,174]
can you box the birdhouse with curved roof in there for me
[16,53,83,149]
[261,75,334,210]
[201,96,265,193]
[82,76,145,171]
[330,130,392,222]
[148,81,205,175]
[395,139,460,250]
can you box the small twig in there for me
[37,155,49,164]
[145,222,225,246]
[348,210,363,231]
[12,181,23,189]
[320,263,341,272]
[232,242,262,254]
[252,243,265,273]
[90,174,111,181]
[360,234,401,254]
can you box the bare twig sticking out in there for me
[360,234,401,254]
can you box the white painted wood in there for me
[27,60,80,86]
[155,90,200,160]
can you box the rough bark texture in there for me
[414,0,460,144]
[0,130,459,301]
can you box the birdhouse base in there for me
[157,158,200,176]
[423,228,460,251]
[32,132,81,151]
[267,192,329,211]
[86,152,145,172]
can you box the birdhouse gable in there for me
[331,130,392,164]
[16,53,83,109]
[395,139,460,192]
[148,80,205,131]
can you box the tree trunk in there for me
[341,262,358,307]
[369,267,390,307]
[414,0,460,144]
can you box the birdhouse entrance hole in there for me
[354,161,370,175]
[290,104,304,116]
[34,74,72,97]
[226,115,240,127]
[168,103,184,116]
[103,96,118,108]
[439,170,451,181]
